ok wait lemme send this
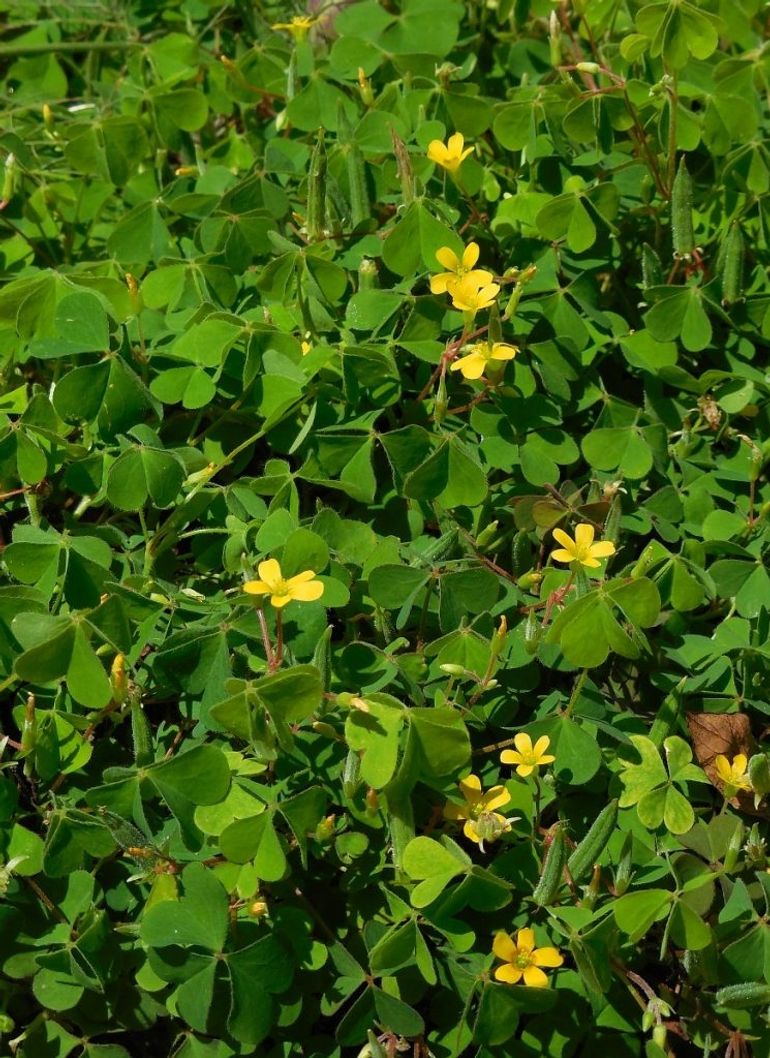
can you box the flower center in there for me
[515,952,533,970]
[272,579,290,596]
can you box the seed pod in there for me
[343,748,362,798]
[716,982,770,1009]
[671,157,694,259]
[641,243,663,289]
[630,544,655,580]
[613,831,633,896]
[391,128,415,206]
[434,371,447,424]
[603,494,622,546]
[312,625,333,693]
[523,609,541,655]
[723,819,744,873]
[648,678,685,748]
[720,221,745,306]
[512,530,532,575]
[419,528,459,565]
[532,825,567,906]
[0,153,15,208]
[306,128,327,241]
[338,102,369,229]
[476,520,500,551]
[567,800,618,883]
[131,704,153,767]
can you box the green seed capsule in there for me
[523,609,541,654]
[721,221,745,306]
[306,128,327,241]
[312,625,333,693]
[512,530,532,575]
[723,819,744,873]
[131,704,153,767]
[671,157,694,259]
[641,243,663,289]
[716,982,770,1009]
[418,528,459,565]
[532,825,567,906]
[567,799,618,883]
[343,749,362,798]
[603,494,622,546]
[613,831,633,896]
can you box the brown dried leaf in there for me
[686,711,764,816]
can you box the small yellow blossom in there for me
[715,754,752,793]
[449,274,500,316]
[244,558,324,608]
[501,733,555,778]
[301,340,312,356]
[450,340,518,380]
[550,523,616,569]
[444,774,514,851]
[493,929,563,987]
[427,132,474,173]
[430,242,492,295]
[271,15,316,39]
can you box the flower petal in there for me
[463,268,494,287]
[450,351,486,380]
[532,736,551,760]
[494,963,523,984]
[531,946,564,968]
[288,570,317,584]
[257,558,282,588]
[516,763,534,778]
[458,774,483,804]
[514,732,533,755]
[443,801,467,821]
[574,523,595,549]
[447,132,465,156]
[715,755,731,782]
[500,750,523,765]
[459,146,474,162]
[493,931,518,962]
[733,754,747,775]
[550,549,575,564]
[288,579,324,602]
[482,785,511,812]
[580,556,600,569]
[271,593,293,607]
[522,964,549,988]
[462,241,480,269]
[243,580,269,595]
[427,141,448,165]
[436,246,460,271]
[590,540,616,558]
[463,819,481,845]
[516,928,535,953]
[490,343,518,361]
[551,528,574,551]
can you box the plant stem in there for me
[0,40,141,57]
[256,607,275,669]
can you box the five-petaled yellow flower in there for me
[493,928,563,987]
[244,559,324,608]
[427,132,474,173]
[271,15,316,39]
[449,273,500,316]
[451,340,518,380]
[551,523,616,569]
[715,753,752,793]
[430,242,492,295]
[444,774,514,851]
[501,733,555,778]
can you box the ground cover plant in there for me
[2,0,770,1055]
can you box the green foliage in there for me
[2,1,770,1056]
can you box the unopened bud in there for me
[312,721,338,739]
[248,899,268,918]
[110,653,128,705]
[125,272,139,297]
[576,61,601,74]
[315,814,336,841]
[365,787,379,813]
[43,103,54,129]
[175,165,198,177]
[476,520,500,550]
[440,664,467,676]
[357,67,374,106]
[517,570,543,590]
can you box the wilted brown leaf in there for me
[686,711,764,816]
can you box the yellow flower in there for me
[715,754,752,792]
[444,774,514,851]
[271,15,316,39]
[550,523,616,569]
[244,558,324,608]
[301,340,312,356]
[426,132,474,173]
[493,929,563,987]
[450,340,518,381]
[449,273,500,316]
[430,242,492,295]
[501,733,555,778]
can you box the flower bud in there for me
[365,787,379,813]
[111,653,128,705]
[357,67,374,106]
[248,899,268,918]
